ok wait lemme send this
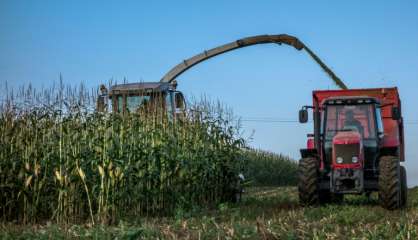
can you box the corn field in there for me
[243,149,297,186]
[0,83,245,224]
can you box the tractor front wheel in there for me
[378,156,401,210]
[298,157,319,206]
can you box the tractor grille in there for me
[334,144,359,164]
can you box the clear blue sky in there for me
[1,1,418,185]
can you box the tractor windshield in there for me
[113,92,166,113]
[324,104,377,140]
[126,95,151,112]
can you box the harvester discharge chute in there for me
[160,34,348,90]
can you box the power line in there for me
[241,118,418,125]
[241,119,300,123]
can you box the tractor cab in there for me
[322,98,383,167]
[97,82,186,119]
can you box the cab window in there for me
[325,104,377,140]
[117,95,123,113]
[165,92,173,117]
[376,106,384,135]
[126,95,151,112]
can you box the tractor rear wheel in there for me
[298,157,319,206]
[378,156,401,210]
[400,165,407,208]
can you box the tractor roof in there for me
[109,82,174,96]
[324,96,380,105]
[313,88,400,108]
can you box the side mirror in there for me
[96,95,109,112]
[96,84,108,112]
[392,106,401,120]
[299,109,308,123]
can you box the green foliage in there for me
[0,83,245,224]
[2,187,418,239]
[243,149,297,186]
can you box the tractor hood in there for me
[332,131,363,168]
[332,131,361,145]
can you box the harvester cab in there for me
[298,88,407,209]
[97,81,186,119]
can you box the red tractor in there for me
[298,88,407,209]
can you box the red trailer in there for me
[298,88,407,209]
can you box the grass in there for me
[2,187,417,239]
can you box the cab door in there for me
[173,91,186,120]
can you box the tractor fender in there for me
[300,148,319,159]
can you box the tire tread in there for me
[379,156,401,210]
[298,157,319,206]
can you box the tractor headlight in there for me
[336,157,344,164]
[352,156,359,163]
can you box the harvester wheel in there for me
[400,165,407,208]
[378,156,401,210]
[298,157,319,206]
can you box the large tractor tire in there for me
[400,165,408,208]
[298,157,319,206]
[378,156,401,210]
